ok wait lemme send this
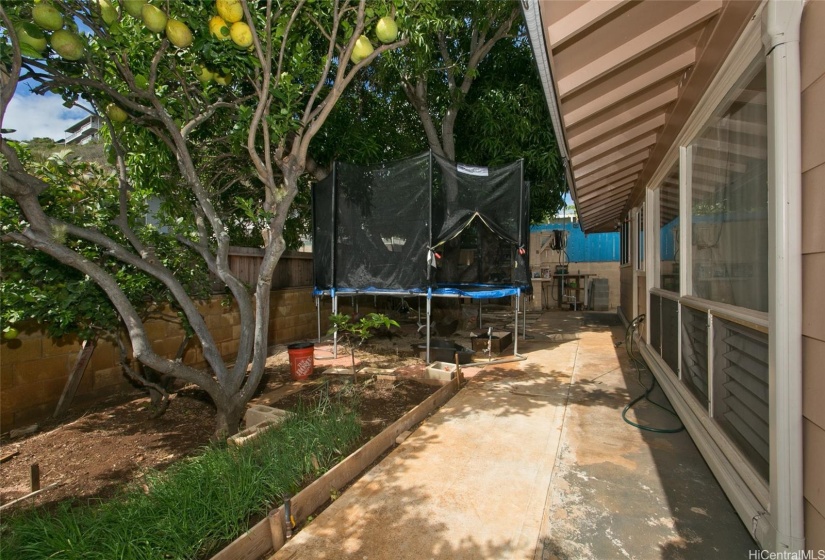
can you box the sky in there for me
[3,89,88,142]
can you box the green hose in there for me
[621,314,685,434]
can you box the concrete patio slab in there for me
[271,311,757,560]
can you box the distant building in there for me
[64,115,100,145]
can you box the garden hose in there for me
[621,314,685,434]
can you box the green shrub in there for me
[0,396,360,559]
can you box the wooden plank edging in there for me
[210,376,459,560]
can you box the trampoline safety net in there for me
[313,151,530,293]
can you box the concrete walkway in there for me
[272,311,757,560]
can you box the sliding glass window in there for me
[659,163,680,293]
[689,62,768,312]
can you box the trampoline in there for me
[312,151,531,362]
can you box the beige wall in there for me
[0,287,328,433]
[801,0,825,552]
[620,266,633,319]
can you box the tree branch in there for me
[0,6,22,127]
[402,78,445,158]
[6,230,221,394]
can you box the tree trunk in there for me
[214,402,246,439]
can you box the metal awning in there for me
[523,0,760,232]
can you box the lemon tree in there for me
[0,142,211,412]
[0,0,435,437]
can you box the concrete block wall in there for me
[1,334,126,432]
[0,287,326,434]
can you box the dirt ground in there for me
[0,334,439,513]
[0,305,519,514]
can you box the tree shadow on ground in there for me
[534,315,757,560]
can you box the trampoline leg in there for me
[514,292,519,356]
[316,296,321,343]
[426,295,432,364]
[478,299,482,329]
[332,294,338,359]
[522,293,526,340]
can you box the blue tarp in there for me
[531,223,620,262]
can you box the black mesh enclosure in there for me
[314,153,431,290]
[312,151,530,293]
[431,153,530,288]
[312,173,334,290]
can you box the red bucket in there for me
[287,342,314,381]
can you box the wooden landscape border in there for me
[211,375,460,560]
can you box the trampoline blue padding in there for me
[312,284,521,299]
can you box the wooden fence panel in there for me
[227,249,313,290]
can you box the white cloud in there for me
[2,92,89,142]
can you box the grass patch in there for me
[1,394,361,559]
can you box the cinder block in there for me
[86,340,118,374]
[205,313,223,330]
[228,417,280,446]
[1,409,13,433]
[13,402,53,428]
[74,369,95,395]
[182,345,204,365]
[2,377,66,408]
[209,327,233,343]
[143,321,167,341]
[164,320,185,337]
[1,362,15,389]
[274,304,293,319]
[425,361,456,382]
[41,334,81,357]
[13,355,70,385]
[0,338,41,365]
[244,405,292,428]
[220,340,239,357]
[203,298,226,314]
[91,366,126,391]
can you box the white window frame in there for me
[638,0,804,552]
[620,217,631,266]
[635,203,645,272]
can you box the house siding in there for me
[800,0,825,552]
[620,266,633,318]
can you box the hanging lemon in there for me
[375,16,398,43]
[50,30,85,60]
[216,0,243,23]
[230,21,253,48]
[141,4,167,33]
[33,3,64,31]
[16,23,48,53]
[166,19,193,48]
[123,0,146,17]
[106,103,128,123]
[351,35,373,63]
[209,15,230,40]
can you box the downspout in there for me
[521,1,581,229]
[762,0,804,553]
